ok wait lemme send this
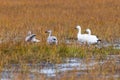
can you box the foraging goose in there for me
[85,28,101,44]
[75,25,88,44]
[25,31,40,42]
[45,30,58,45]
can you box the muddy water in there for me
[0,55,120,80]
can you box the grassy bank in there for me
[0,41,119,68]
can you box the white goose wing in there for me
[86,35,99,44]
[31,37,40,42]
[77,34,88,43]
[25,34,36,42]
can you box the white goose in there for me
[25,31,40,43]
[45,30,58,45]
[75,25,88,44]
[85,28,101,44]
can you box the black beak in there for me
[45,31,48,33]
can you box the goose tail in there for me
[97,39,101,43]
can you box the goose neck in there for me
[48,32,52,37]
[88,30,91,35]
[78,28,81,34]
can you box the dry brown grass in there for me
[0,0,120,41]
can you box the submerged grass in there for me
[0,42,119,79]
[0,41,120,80]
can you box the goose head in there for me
[45,30,52,37]
[85,28,91,35]
[75,25,81,30]
[45,30,52,33]
[75,25,82,35]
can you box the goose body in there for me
[75,26,100,45]
[75,25,88,44]
[86,35,99,44]
[85,28,101,44]
[45,30,58,45]
[25,31,40,43]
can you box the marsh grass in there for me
[0,41,120,80]
[0,41,119,64]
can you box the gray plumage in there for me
[45,30,58,45]
[25,31,40,42]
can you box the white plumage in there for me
[45,30,58,45]
[75,25,100,45]
[25,31,40,43]
[86,28,91,35]
[85,28,101,44]
[75,25,88,44]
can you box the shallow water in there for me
[1,55,120,80]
